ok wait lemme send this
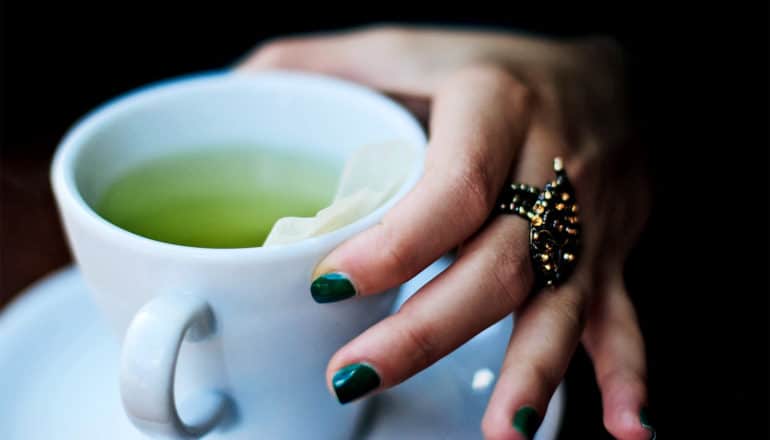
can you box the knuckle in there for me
[451,64,531,101]
[252,39,298,67]
[489,243,532,310]
[394,313,438,373]
[551,290,588,333]
[443,64,532,128]
[528,359,561,397]
[383,241,412,281]
[596,367,646,394]
[377,223,417,282]
[453,155,497,216]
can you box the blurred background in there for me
[1,3,767,439]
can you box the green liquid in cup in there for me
[96,147,339,248]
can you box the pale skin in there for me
[238,26,652,440]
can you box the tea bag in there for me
[263,141,416,246]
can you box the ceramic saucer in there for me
[0,267,563,439]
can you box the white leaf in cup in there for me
[264,141,415,246]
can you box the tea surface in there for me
[96,147,339,248]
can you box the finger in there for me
[480,279,589,440]
[235,26,569,98]
[309,65,530,303]
[323,114,571,406]
[326,210,534,404]
[474,111,587,439]
[234,27,442,96]
[582,274,654,439]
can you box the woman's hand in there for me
[238,26,653,440]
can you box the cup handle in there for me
[120,293,227,438]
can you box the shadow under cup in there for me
[51,72,427,439]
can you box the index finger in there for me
[309,65,531,303]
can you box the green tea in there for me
[96,147,339,248]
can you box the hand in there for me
[238,26,653,440]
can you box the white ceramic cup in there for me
[51,71,427,439]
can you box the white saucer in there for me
[0,267,563,439]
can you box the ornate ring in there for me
[496,157,580,288]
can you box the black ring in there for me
[495,158,580,288]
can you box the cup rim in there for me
[51,70,427,262]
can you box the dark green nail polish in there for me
[311,273,356,303]
[512,406,541,439]
[640,407,656,439]
[332,363,381,404]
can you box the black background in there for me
[2,3,768,439]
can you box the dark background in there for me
[2,3,767,439]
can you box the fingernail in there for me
[332,363,381,404]
[639,407,656,439]
[310,272,356,303]
[512,405,541,439]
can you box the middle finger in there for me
[325,208,534,403]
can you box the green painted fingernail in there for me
[512,406,541,439]
[311,273,356,303]
[332,363,381,404]
[640,407,656,439]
